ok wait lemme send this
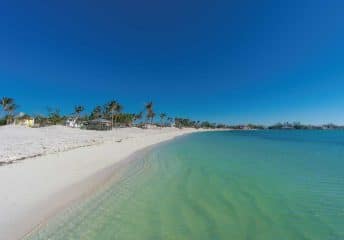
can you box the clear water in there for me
[27,131,344,240]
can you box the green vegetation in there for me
[0,97,18,124]
[145,102,155,125]
[0,117,6,126]
[46,107,64,125]
[159,113,167,127]
[74,105,84,120]
[1,96,344,130]
[105,101,122,128]
[90,106,102,119]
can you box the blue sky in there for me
[1,0,344,124]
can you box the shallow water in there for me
[27,131,344,239]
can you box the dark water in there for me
[28,131,344,239]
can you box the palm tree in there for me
[132,112,142,127]
[6,103,17,124]
[114,103,123,128]
[1,97,16,124]
[74,105,84,120]
[145,102,153,112]
[90,106,102,119]
[107,101,118,128]
[107,101,123,128]
[69,105,84,127]
[135,112,142,121]
[145,102,154,126]
[159,113,166,128]
[150,112,156,124]
[47,107,62,125]
[167,117,173,127]
[1,97,13,115]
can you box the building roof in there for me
[89,118,111,124]
[15,113,32,120]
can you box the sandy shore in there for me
[0,126,204,239]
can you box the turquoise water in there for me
[28,131,344,239]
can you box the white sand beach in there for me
[0,126,203,239]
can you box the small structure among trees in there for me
[85,118,112,131]
[14,113,35,127]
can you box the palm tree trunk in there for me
[114,114,118,129]
[7,113,12,125]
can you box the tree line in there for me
[2,96,342,130]
[0,97,228,129]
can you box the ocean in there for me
[27,130,344,239]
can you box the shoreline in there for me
[0,127,209,240]
[23,142,166,239]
